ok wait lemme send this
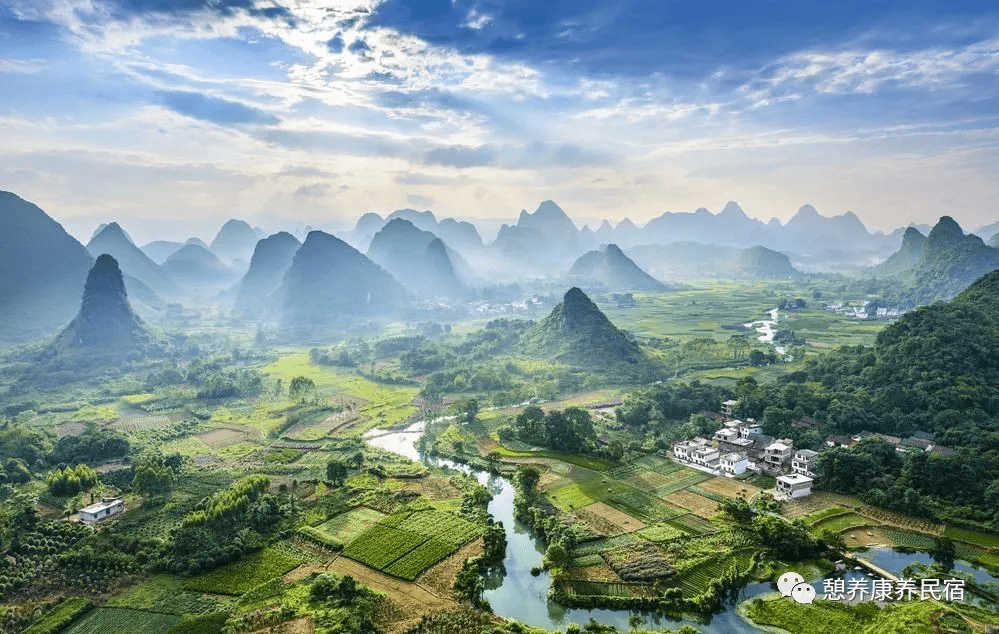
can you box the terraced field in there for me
[674,548,756,596]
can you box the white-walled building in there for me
[763,441,793,471]
[791,449,819,477]
[776,474,813,499]
[79,498,125,524]
[720,452,749,476]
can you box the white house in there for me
[739,422,763,439]
[720,452,749,476]
[689,445,721,468]
[791,449,819,477]
[722,400,738,418]
[79,497,125,524]
[776,474,813,499]
[714,427,740,443]
[763,441,793,471]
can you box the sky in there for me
[1,0,997,243]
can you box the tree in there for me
[289,376,317,402]
[326,461,348,487]
[720,497,754,524]
[931,536,956,571]
[132,462,175,502]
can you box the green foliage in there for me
[45,464,97,496]
[64,608,182,634]
[343,525,427,570]
[22,598,93,634]
[182,547,301,595]
[166,612,230,634]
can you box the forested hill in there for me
[772,269,999,441]
[729,270,999,523]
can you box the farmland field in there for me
[664,490,721,517]
[184,547,303,595]
[810,513,869,535]
[316,507,387,544]
[577,501,647,533]
[694,477,760,500]
[943,526,999,549]
[342,525,428,570]
[65,608,182,634]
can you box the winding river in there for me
[364,423,999,632]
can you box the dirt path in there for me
[326,557,457,611]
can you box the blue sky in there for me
[1,0,997,242]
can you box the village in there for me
[670,399,954,502]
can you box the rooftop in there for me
[777,473,813,484]
[80,497,123,514]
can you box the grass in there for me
[547,473,635,512]
[23,598,92,634]
[492,446,613,471]
[261,353,418,429]
[943,525,999,549]
[636,523,687,543]
[810,513,869,534]
[183,547,302,595]
[106,574,226,615]
[744,594,942,634]
[316,507,387,544]
[65,608,182,634]
[800,505,849,525]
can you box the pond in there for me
[363,422,996,632]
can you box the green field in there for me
[23,598,93,634]
[810,513,869,534]
[262,353,419,428]
[492,446,613,471]
[107,574,226,615]
[65,608,182,634]
[636,523,688,543]
[547,473,637,512]
[800,506,849,525]
[316,507,387,544]
[944,525,999,549]
[343,524,428,570]
[183,548,302,595]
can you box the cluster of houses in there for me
[671,400,955,501]
[672,400,816,500]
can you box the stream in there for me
[363,423,999,632]
[745,307,787,357]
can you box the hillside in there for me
[366,219,468,299]
[736,245,799,278]
[233,231,301,318]
[279,231,406,335]
[87,222,179,298]
[55,254,150,351]
[870,227,926,276]
[519,287,642,367]
[210,219,260,266]
[0,192,95,343]
[161,243,238,294]
[900,216,999,305]
[568,244,667,291]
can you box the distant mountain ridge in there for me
[568,244,667,291]
[736,245,799,279]
[87,222,179,298]
[234,231,301,318]
[279,231,406,336]
[366,219,469,300]
[0,192,95,343]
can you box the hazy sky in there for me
[2,0,997,243]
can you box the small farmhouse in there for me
[79,497,125,524]
[776,474,813,499]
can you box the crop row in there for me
[572,533,641,557]
[65,608,182,634]
[383,538,456,580]
[394,511,481,547]
[296,526,345,551]
[23,598,93,634]
[183,547,302,595]
[685,486,729,503]
[664,514,718,536]
[675,549,755,596]
[653,472,712,497]
[605,490,686,523]
[342,525,428,570]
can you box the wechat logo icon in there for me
[777,572,815,604]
